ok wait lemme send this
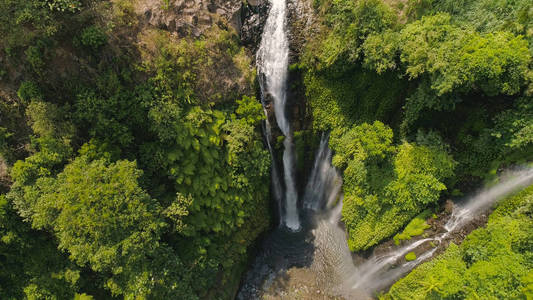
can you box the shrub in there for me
[17,81,43,103]
[25,45,45,73]
[78,26,107,51]
[394,210,432,245]
[43,0,82,12]
[405,252,416,261]
[308,0,397,68]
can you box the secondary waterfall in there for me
[257,0,300,230]
[309,151,533,297]
[444,168,533,232]
[344,167,533,296]
[239,125,533,299]
[304,133,342,211]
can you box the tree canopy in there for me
[331,122,454,250]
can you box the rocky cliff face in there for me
[135,0,314,60]
[130,0,259,103]
[0,0,262,133]
[136,0,244,37]
[240,0,271,53]
[285,0,314,133]
[286,0,314,63]
[240,0,314,60]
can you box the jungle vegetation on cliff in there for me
[1,0,269,299]
[301,0,532,297]
[0,0,532,299]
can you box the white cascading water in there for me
[444,168,533,232]
[304,133,342,211]
[239,126,532,298]
[304,135,360,295]
[257,0,300,230]
[304,135,533,298]
[344,167,533,296]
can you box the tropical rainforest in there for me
[0,0,531,299]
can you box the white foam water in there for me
[257,0,300,230]
[303,136,533,298]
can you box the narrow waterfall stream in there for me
[256,0,300,231]
[344,167,533,295]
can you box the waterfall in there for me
[299,136,533,297]
[239,123,532,299]
[444,168,533,232]
[257,0,300,230]
[304,135,359,295]
[304,133,342,211]
[248,1,533,285]
[348,238,433,291]
[343,167,533,296]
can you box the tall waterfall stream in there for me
[238,0,533,298]
[256,0,300,231]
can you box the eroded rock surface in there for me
[240,0,270,53]
[287,0,314,62]
[136,0,244,37]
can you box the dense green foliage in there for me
[0,1,269,298]
[363,13,530,130]
[0,194,88,300]
[383,184,533,299]
[393,209,432,245]
[9,156,189,298]
[331,122,454,250]
[302,0,533,250]
[1,0,532,297]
